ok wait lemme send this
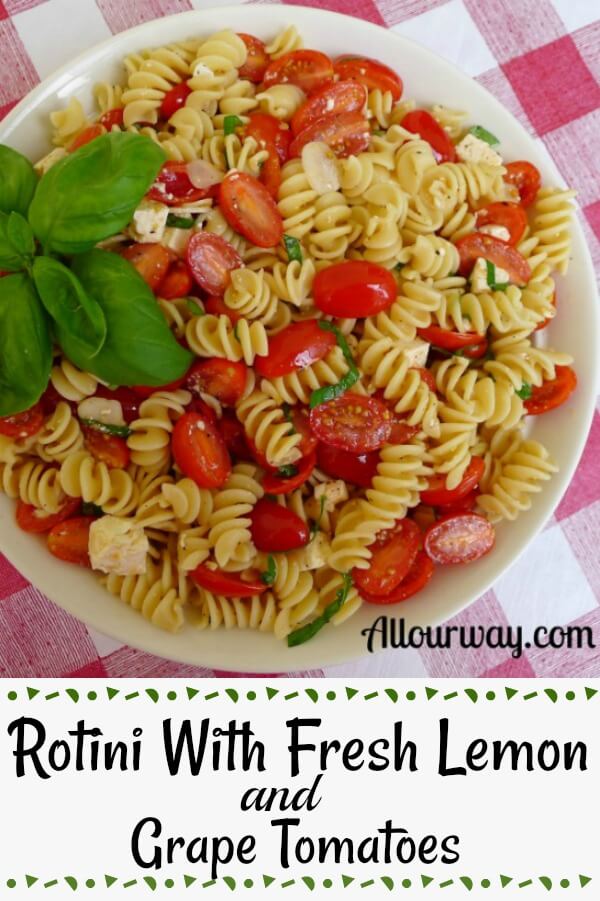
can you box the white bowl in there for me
[0,6,597,673]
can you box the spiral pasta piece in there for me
[186,314,268,365]
[207,463,263,570]
[187,30,247,111]
[529,187,576,275]
[483,331,574,391]
[265,259,316,308]
[191,590,278,632]
[127,390,191,470]
[236,390,302,467]
[0,457,65,513]
[103,551,185,632]
[278,159,318,239]
[256,84,305,120]
[224,268,279,325]
[60,451,139,515]
[50,360,98,402]
[136,477,214,530]
[477,438,558,522]
[266,25,303,58]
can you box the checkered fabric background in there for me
[0,0,599,679]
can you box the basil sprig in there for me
[0,132,193,417]
[287,572,353,647]
[516,382,532,400]
[224,115,243,136]
[485,259,509,292]
[80,418,132,438]
[468,125,499,146]
[309,321,360,408]
[166,213,194,229]
[260,555,277,586]
[283,234,303,263]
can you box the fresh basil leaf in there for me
[0,212,35,271]
[233,322,240,342]
[0,273,52,416]
[186,298,204,316]
[33,256,107,360]
[166,213,194,229]
[80,418,132,438]
[310,321,360,407]
[516,381,532,400]
[0,145,38,216]
[278,463,298,478]
[394,261,405,271]
[283,234,303,263]
[69,249,192,386]
[28,132,165,254]
[485,259,510,291]
[260,555,277,586]
[468,125,499,146]
[224,115,243,136]
[81,502,103,517]
[288,572,352,647]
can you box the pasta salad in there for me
[0,26,577,647]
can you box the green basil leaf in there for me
[81,502,104,517]
[69,249,192,386]
[0,273,52,416]
[186,298,204,316]
[80,418,132,438]
[278,463,298,478]
[485,259,510,292]
[309,320,360,407]
[283,234,303,263]
[468,125,499,146]
[515,381,532,400]
[166,213,194,229]
[0,145,38,216]
[287,572,352,647]
[260,554,277,586]
[28,132,165,254]
[33,256,107,359]
[0,212,35,271]
[224,115,243,136]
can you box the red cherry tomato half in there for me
[185,358,248,407]
[245,112,291,163]
[204,294,241,323]
[334,56,403,101]
[158,260,193,299]
[353,518,421,597]
[524,366,577,415]
[437,489,480,517]
[99,108,124,130]
[289,110,370,159]
[40,382,69,416]
[94,386,140,424]
[255,320,336,379]
[291,80,367,136]
[186,232,243,296]
[417,325,485,351]
[261,450,317,495]
[360,551,434,604]
[504,160,541,208]
[462,338,489,359]
[476,202,528,246]
[424,513,495,565]
[257,150,282,199]
[455,233,532,284]
[219,171,284,248]
[250,498,309,552]
[289,407,318,457]
[314,260,397,318]
[238,33,270,84]
[68,124,104,152]
[220,411,248,459]
[190,563,267,597]
[317,442,379,488]
[82,425,130,469]
[172,411,232,489]
[121,242,171,292]
[147,160,218,206]
[16,496,81,534]
[0,402,44,438]
[421,457,485,507]
[401,110,456,162]
[47,516,95,567]
[309,393,392,454]
[415,367,437,393]
[132,376,186,399]
[160,81,192,119]
[261,49,334,94]
[388,420,420,445]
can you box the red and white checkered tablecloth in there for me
[0,0,599,679]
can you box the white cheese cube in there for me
[470,256,511,292]
[313,480,349,514]
[89,516,149,576]
[402,340,430,369]
[130,200,169,244]
[478,224,511,242]
[77,397,125,428]
[455,133,503,167]
[297,532,331,571]
[34,147,67,176]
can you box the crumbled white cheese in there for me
[89,516,149,576]
[297,532,331,571]
[455,133,503,167]
[34,147,67,176]
[470,256,510,292]
[313,480,349,515]
[402,340,430,369]
[130,200,169,244]
[77,397,125,427]
[478,224,511,242]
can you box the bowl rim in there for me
[0,5,597,674]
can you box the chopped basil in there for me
[260,554,277,586]
[516,381,533,400]
[186,298,204,316]
[310,494,327,539]
[224,115,243,136]
[166,213,194,229]
[287,572,353,647]
[233,322,240,342]
[80,417,131,438]
[485,259,510,292]
[468,125,500,146]
[278,463,298,479]
[309,321,360,408]
[394,261,405,271]
[283,234,303,263]
[81,502,103,517]
[282,401,296,436]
